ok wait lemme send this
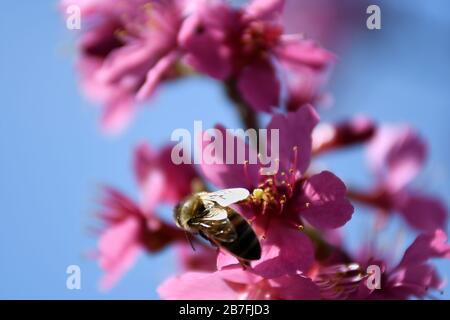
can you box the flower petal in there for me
[387,264,443,299]
[276,39,335,70]
[367,126,427,192]
[136,50,179,101]
[267,105,319,174]
[218,220,314,279]
[398,193,447,232]
[178,2,236,79]
[244,0,285,21]
[237,59,280,112]
[100,96,136,135]
[252,221,314,278]
[200,125,260,189]
[298,171,354,229]
[217,264,263,284]
[98,217,141,290]
[398,229,450,268]
[133,143,156,187]
[218,220,314,278]
[97,43,157,84]
[134,143,199,210]
[269,274,321,300]
[158,272,237,300]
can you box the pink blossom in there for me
[64,0,333,129]
[368,126,427,193]
[350,126,447,232]
[360,229,450,299]
[200,105,353,278]
[60,0,449,301]
[158,268,320,300]
[160,229,450,300]
[96,187,185,290]
[63,0,188,133]
[307,229,450,299]
[96,142,200,289]
[179,0,334,112]
[283,60,330,112]
[133,142,200,211]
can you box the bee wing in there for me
[191,207,237,243]
[199,188,250,207]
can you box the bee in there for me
[174,188,261,263]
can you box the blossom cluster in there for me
[62,0,449,299]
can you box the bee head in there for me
[173,202,184,228]
[173,195,205,230]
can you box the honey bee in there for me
[174,188,261,263]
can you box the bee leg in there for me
[238,259,250,270]
[198,231,211,243]
[184,231,196,252]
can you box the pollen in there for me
[247,144,303,217]
[252,188,264,201]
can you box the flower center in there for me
[246,146,300,216]
[241,146,304,238]
[240,21,282,60]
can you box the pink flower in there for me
[350,126,447,232]
[179,0,334,112]
[358,229,450,299]
[63,0,188,133]
[376,229,450,299]
[158,268,320,300]
[133,142,200,211]
[64,0,334,130]
[96,187,185,290]
[307,229,450,300]
[283,60,330,112]
[96,142,200,289]
[200,105,353,278]
[368,126,427,193]
[159,229,450,300]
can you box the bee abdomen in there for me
[220,210,261,261]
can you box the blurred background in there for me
[0,0,449,299]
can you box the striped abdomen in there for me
[216,208,261,261]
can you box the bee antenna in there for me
[185,231,196,252]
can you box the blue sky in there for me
[0,1,449,299]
